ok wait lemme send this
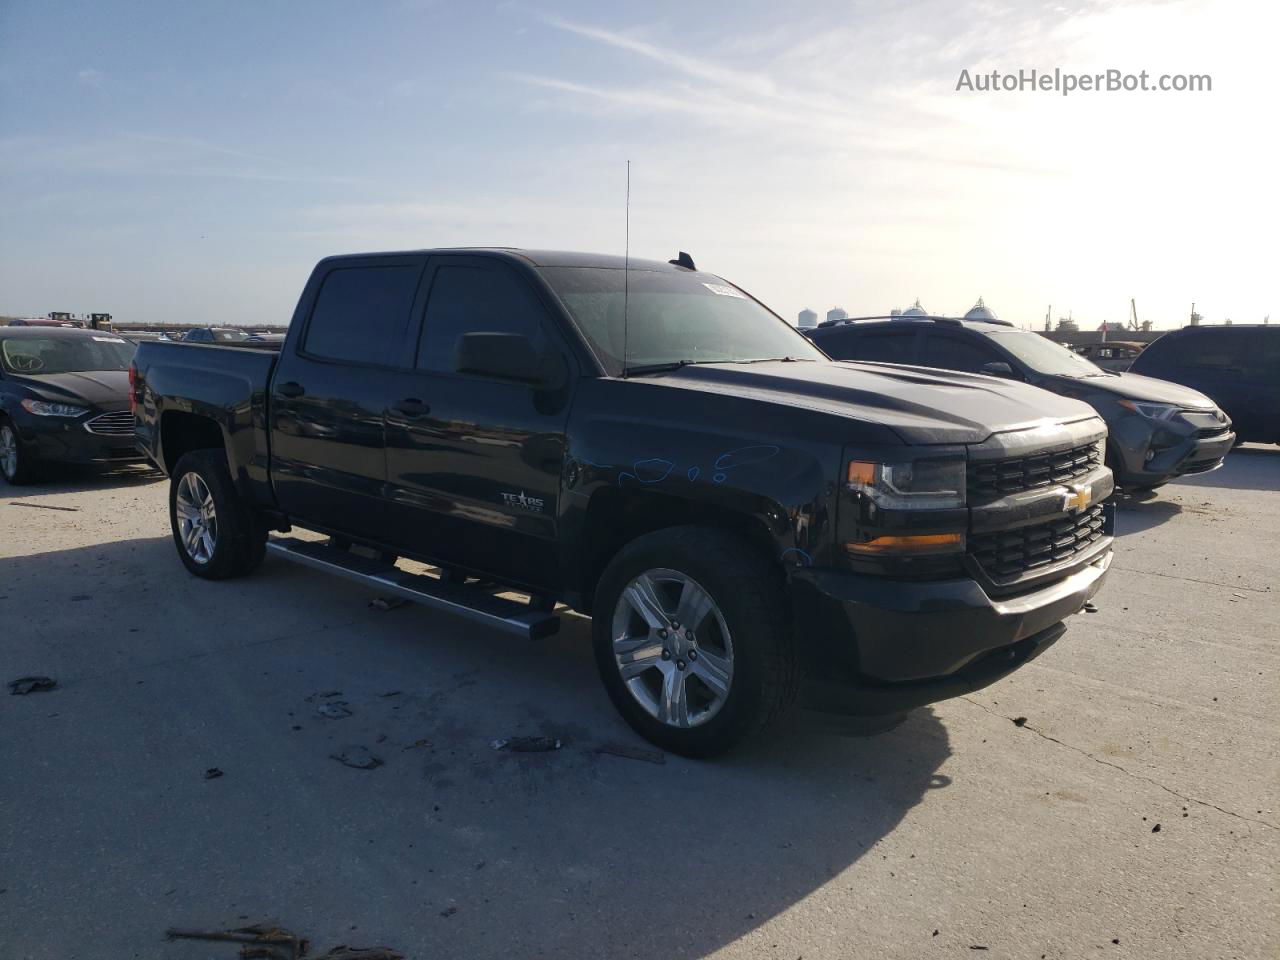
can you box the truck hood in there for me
[5,370,130,407]
[1042,371,1216,409]
[642,360,1101,445]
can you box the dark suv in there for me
[806,317,1235,492]
[1128,325,1279,445]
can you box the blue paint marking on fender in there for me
[588,445,781,488]
[633,458,675,483]
[714,444,781,472]
[780,547,814,567]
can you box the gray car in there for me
[806,316,1235,492]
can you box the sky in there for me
[1,0,1276,330]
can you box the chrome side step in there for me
[265,537,560,640]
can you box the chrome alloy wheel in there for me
[611,568,734,728]
[175,471,218,564]
[0,425,17,480]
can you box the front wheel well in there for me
[159,411,225,473]
[577,489,783,615]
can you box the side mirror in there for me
[455,332,562,387]
[980,361,1017,379]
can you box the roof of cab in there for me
[317,248,691,272]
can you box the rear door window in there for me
[1174,329,1244,369]
[304,264,423,367]
[849,329,918,363]
[1250,329,1280,372]
[416,262,549,373]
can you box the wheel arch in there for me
[158,410,227,473]
[573,486,786,616]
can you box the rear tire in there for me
[592,526,799,758]
[169,449,267,580]
[0,420,39,485]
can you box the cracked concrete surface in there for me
[2,446,1277,959]
[957,695,1278,832]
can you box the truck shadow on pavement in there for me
[1,535,953,960]
[2,461,164,496]
[1112,491,1182,536]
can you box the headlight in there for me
[1118,399,1178,420]
[20,399,89,417]
[847,458,966,510]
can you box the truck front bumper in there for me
[788,548,1112,715]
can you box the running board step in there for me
[266,537,560,640]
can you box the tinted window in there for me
[304,265,421,366]
[417,264,548,373]
[807,329,854,358]
[538,266,824,374]
[1254,329,1280,370]
[849,330,916,363]
[919,332,1002,373]
[1171,329,1244,368]
[1131,334,1174,372]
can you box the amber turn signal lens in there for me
[847,461,877,485]
[845,532,964,555]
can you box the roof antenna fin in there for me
[669,251,696,270]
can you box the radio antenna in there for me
[622,159,631,378]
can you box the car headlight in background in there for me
[20,399,88,417]
[847,458,966,510]
[1118,399,1179,420]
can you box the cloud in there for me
[77,68,104,88]
[0,133,365,185]
[544,16,779,98]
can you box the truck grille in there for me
[967,442,1101,501]
[84,411,134,437]
[969,503,1106,581]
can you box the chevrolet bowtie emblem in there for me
[1061,483,1092,513]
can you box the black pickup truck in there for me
[132,248,1115,756]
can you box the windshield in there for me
[987,330,1107,377]
[212,328,250,341]
[0,335,136,374]
[538,267,826,374]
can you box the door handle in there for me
[393,397,430,417]
[278,381,305,398]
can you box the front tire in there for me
[0,420,38,485]
[169,449,266,580]
[592,526,799,758]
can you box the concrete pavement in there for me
[2,447,1276,959]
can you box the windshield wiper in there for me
[623,359,729,377]
[623,356,817,376]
